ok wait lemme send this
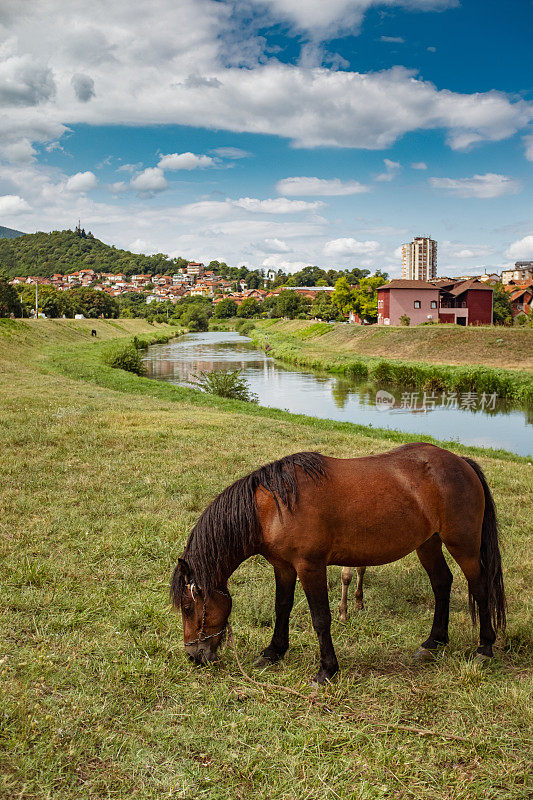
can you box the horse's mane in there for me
[171,451,326,604]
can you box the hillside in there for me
[0,224,25,239]
[0,228,181,278]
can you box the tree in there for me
[310,293,339,321]
[492,283,512,325]
[275,291,311,319]
[181,305,209,331]
[237,298,261,318]
[214,298,238,318]
[331,276,354,316]
[69,287,119,318]
[351,273,388,323]
[0,279,22,317]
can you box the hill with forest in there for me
[0,225,25,240]
[0,228,184,279]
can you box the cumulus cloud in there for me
[71,73,95,102]
[262,238,290,252]
[65,171,98,192]
[158,152,216,170]
[411,161,427,170]
[0,3,530,155]
[506,235,533,261]
[0,194,31,215]
[375,158,401,182]
[130,167,168,193]
[324,237,381,257]
[450,246,495,259]
[429,173,521,198]
[277,176,369,196]
[247,0,458,37]
[0,54,55,106]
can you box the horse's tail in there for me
[462,457,506,631]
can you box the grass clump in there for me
[102,340,147,376]
[189,368,259,402]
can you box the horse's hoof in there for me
[339,614,347,624]
[310,670,337,686]
[253,656,273,668]
[412,646,436,663]
[473,652,492,668]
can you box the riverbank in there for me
[247,319,533,371]
[1,319,532,799]
[243,320,533,404]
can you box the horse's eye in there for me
[182,604,193,615]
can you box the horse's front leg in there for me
[298,564,339,685]
[254,562,296,667]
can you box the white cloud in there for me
[65,171,98,192]
[375,158,401,182]
[0,54,56,106]
[524,135,533,161]
[233,197,323,213]
[158,152,216,170]
[429,173,521,199]
[0,3,530,155]
[427,46,437,53]
[211,147,250,159]
[411,161,427,170]
[506,235,533,261]
[0,194,31,215]
[130,167,168,194]
[277,176,369,196]
[324,237,381,257]
[262,238,290,252]
[380,36,404,43]
[261,256,308,272]
[450,246,495,259]
[71,73,95,102]
[247,0,457,36]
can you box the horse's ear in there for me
[177,558,191,583]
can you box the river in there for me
[143,331,533,457]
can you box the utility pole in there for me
[35,280,38,319]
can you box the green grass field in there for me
[1,319,532,799]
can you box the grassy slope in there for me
[252,320,533,372]
[1,320,532,799]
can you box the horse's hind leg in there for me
[338,567,353,622]
[413,534,453,662]
[354,567,366,611]
[254,562,296,668]
[447,550,496,662]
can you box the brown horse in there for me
[172,443,505,684]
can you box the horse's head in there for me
[174,558,232,665]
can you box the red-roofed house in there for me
[507,283,533,321]
[377,278,494,326]
[377,280,440,326]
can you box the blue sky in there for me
[0,0,532,275]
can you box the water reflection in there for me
[143,331,533,457]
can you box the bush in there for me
[214,298,238,318]
[103,342,147,376]
[399,314,410,326]
[235,319,255,336]
[189,369,258,402]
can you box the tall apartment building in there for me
[401,236,437,281]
